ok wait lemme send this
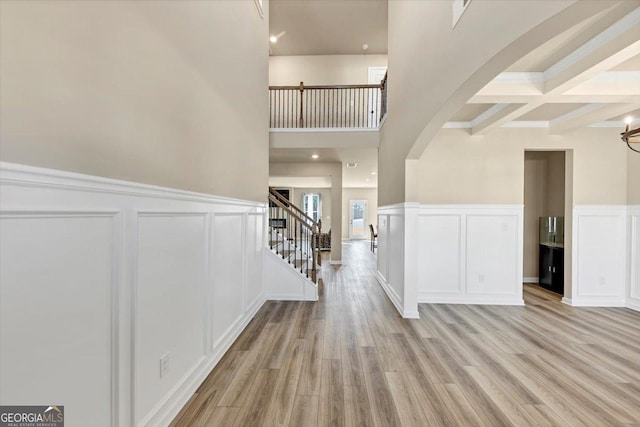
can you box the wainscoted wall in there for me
[0,163,266,427]
[376,204,409,316]
[628,205,640,311]
[416,205,524,305]
[567,205,627,307]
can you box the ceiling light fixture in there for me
[621,116,640,153]
[270,31,286,44]
[371,171,377,175]
[311,154,319,159]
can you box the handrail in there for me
[269,83,383,90]
[269,187,321,233]
[268,193,320,283]
[268,194,317,234]
[269,73,388,129]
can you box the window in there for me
[302,193,321,222]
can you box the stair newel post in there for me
[299,81,304,128]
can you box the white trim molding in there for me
[0,162,267,427]
[567,205,627,308]
[627,205,640,312]
[416,204,525,306]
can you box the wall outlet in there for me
[478,274,485,283]
[160,352,170,378]
[598,275,606,286]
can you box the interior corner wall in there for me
[342,187,378,239]
[269,54,387,86]
[0,0,269,202]
[269,162,343,262]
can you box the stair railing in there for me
[268,193,319,283]
[269,71,388,129]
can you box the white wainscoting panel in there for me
[376,205,405,316]
[627,205,640,312]
[0,212,117,427]
[418,215,462,294]
[211,214,245,349]
[417,205,524,305]
[0,162,267,427]
[135,213,208,424]
[566,205,627,307]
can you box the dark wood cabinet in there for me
[539,244,564,295]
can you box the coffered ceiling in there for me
[446,4,640,133]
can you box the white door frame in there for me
[349,199,368,239]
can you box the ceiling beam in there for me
[549,103,640,134]
[471,103,529,135]
[543,8,640,94]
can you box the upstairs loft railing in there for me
[269,72,387,129]
[268,187,322,283]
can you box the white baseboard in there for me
[562,297,626,307]
[626,298,640,312]
[418,293,524,306]
[523,277,539,283]
[147,296,265,427]
[375,270,403,316]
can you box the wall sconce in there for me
[621,116,640,153]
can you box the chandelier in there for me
[621,116,640,153]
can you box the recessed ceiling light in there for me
[365,178,370,182]
[346,162,358,168]
[371,171,377,175]
[311,154,319,159]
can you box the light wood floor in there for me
[171,240,640,427]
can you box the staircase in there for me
[266,188,321,300]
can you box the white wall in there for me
[0,0,269,202]
[0,163,266,427]
[269,54,387,86]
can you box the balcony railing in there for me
[269,73,387,129]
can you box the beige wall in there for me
[523,151,565,278]
[342,188,378,239]
[379,1,617,205]
[0,1,269,202]
[417,128,628,205]
[269,54,387,86]
[629,150,640,204]
[270,162,342,262]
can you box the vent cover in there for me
[346,162,358,168]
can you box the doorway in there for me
[349,200,368,239]
[523,151,571,298]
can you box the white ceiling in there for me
[447,4,640,133]
[269,0,387,56]
[270,147,378,188]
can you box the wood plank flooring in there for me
[170,241,640,426]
